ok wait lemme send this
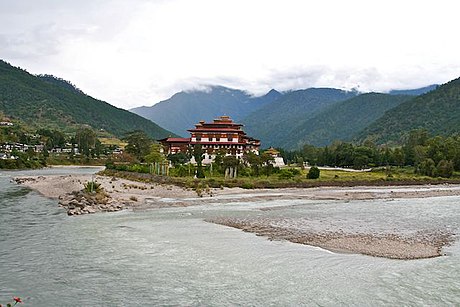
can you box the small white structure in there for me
[264,147,285,167]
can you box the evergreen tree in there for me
[307,166,320,179]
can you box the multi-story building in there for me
[159,116,260,164]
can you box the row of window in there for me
[203,152,243,160]
[202,144,242,149]
[196,137,235,142]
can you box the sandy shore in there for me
[15,173,460,204]
[206,217,454,260]
[13,173,460,259]
[13,174,198,209]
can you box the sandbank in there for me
[13,173,460,259]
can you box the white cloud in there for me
[1,0,460,109]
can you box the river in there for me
[0,167,459,306]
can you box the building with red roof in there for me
[159,116,260,164]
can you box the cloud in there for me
[1,0,460,109]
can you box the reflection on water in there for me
[0,167,459,306]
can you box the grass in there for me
[100,166,460,190]
[98,137,127,148]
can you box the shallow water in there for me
[1,168,459,306]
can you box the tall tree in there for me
[124,130,153,162]
[75,127,97,158]
[192,144,205,178]
[144,143,166,163]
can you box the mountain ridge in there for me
[242,88,358,148]
[279,93,412,148]
[130,86,282,136]
[0,60,174,139]
[359,77,460,143]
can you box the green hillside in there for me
[130,86,281,136]
[360,77,460,143]
[242,88,357,148]
[0,60,173,139]
[281,93,411,148]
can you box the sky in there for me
[1,0,460,109]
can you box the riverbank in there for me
[101,168,460,190]
[13,173,199,214]
[13,172,460,259]
[14,172,460,204]
[207,217,454,260]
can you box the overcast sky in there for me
[1,0,460,109]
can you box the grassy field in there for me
[101,166,460,190]
[316,167,433,182]
[98,137,127,148]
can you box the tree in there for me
[168,152,189,166]
[307,166,320,179]
[296,156,305,170]
[212,149,227,174]
[75,127,97,158]
[436,160,454,178]
[403,129,429,166]
[418,158,436,177]
[392,148,405,167]
[260,152,275,176]
[244,151,261,176]
[223,155,239,178]
[192,144,205,178]
[38,128,67,149]
[124,130,153,162]
[144,143,166,163]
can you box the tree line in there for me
[278,130,460,178]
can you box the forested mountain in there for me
[0,60,173,139]
[279,93,411,148]
[37,74,84,94]
[389,84,438,96]
[360,77,460,143]
[242,88,357,148]
[130,86,282,136]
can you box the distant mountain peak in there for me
[130,85,284,136]
[265,88,282,97]
[389,84,439,96]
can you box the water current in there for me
[0,167,459,306]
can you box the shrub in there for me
[175,164,189,177]
[84,181,102,193]
[436,159,454,178]
[278,169,295,179]
[417,158,436,177]
[307,166,320,179]
[289,168,301,176]
[238,167,250,177]
[241,182,255,189]
[196,166,205,178]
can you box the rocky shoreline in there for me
[13,174,199,216]
[58,189,124,215]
